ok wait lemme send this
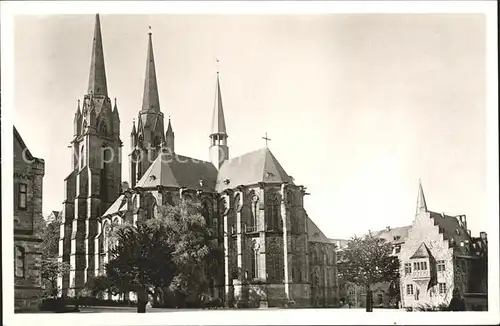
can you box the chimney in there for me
[480,232,487,240]
[458,215,467,231]
[386,226,391,232]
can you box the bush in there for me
[407,303,448,312]
[39,298,79,313]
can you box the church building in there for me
[58,14,339,307]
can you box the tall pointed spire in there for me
[141,27,160,112]
[211,72,227,136]
[87,14,108,96]
[209,70,229,169]
[416,179,428,213]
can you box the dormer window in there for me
[266,172,275,178]
[393,235,401,241]
[149,175,157,181]
[455,229,460,236]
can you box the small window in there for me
[404,263,412,274]
[14,246,25,278]
[437,260,446,272]
[18,183,27,210]
[395,246,401,254]
[438,283,447,294]
[406,284,414,295]
[456,229,460,235]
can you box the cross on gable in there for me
[262,132,271,147]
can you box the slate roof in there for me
[410,242,432,259]
[216,147,293,191]
[429,211,472,255]
[14,126,35,161]
[307,217,331,243]
[135,152,218,191]
[371,225,412,244]
[102,194,131,217]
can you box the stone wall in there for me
[13,128,45,311]
[308,241,338,307]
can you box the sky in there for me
[13,14,486,239]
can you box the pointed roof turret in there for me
[141,28,160,112]
[416,179,428,213]
[87,14,108,96]
[211,72,227,136]
[166,117,174,135]
[113,97,120,120]
[131,119,137,136]
[75,99,82,117]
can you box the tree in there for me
[158,203,222,302]
[104,201,221,313]
[39,219,70,298]
[105,217,176,313]
[40,258,71,298]
[337,233,400,312]
[41,220,60,259]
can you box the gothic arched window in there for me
[266,193,281,231]
[154,135,161,148]
[80,146,85,169]
[100,147,112,202]
[201,199,212,224]
[164,192,174,206]
[103,222,111,263]
[145,193,157,220]
[82,120,88,133]
[99,121,108,136]
[248,192,259,228]
[250,240,260,279]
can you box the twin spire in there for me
[88,14,227,149]
[141,28,161,112]
[87,14,108,96]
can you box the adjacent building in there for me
[46,210,62,224]
[13,126,46,311]
[399,181,488,310]
[337,181,488,310]
[57,14,340,307]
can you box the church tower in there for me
[59,14,122,296]
[129,29,165,187]
[209,72,229,169]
